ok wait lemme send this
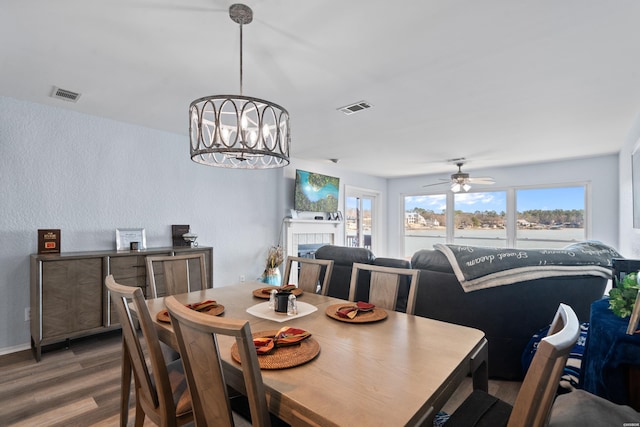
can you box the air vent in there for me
[337,100,372,115]
[51,86,81,103]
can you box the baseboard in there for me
[0,342,30,356]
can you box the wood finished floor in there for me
[0,330,520,426]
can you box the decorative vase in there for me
[262,267,281,286]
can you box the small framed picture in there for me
[116,228,147,251]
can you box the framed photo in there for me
[116,228,147,251]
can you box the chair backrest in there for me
[105,275,189,424]
[282,256,334,294]
[348,263,420,314]
[508,303,580,427]
[165,295,271,427]
[146,253,208,299]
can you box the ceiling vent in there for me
[337,100,372,115]
[50,86,81,103]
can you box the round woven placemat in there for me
[252,287,303,299]
[156,304,225,323]
[325,303,387,323]
[231,330,320,370]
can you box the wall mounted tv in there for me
[294,169,340,212]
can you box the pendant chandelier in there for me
[189,3,291,169]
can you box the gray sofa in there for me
[315,244,612,380]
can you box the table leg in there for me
[120,338,132,427]
[470,338,489,392]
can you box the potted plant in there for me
[261,245,284,286]
[609,271,640,318]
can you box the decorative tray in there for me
[156,302,225,323]
[252,286,303,299]
[231,329,320,369]
[325,303,387,323]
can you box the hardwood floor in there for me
[0,330,521,426]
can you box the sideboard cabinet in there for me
[30,246,213,361]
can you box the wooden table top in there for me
[145,281,486,427]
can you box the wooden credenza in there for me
[29,246,213,361]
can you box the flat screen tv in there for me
[294,169,340,212]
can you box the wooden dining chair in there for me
[146,253,208,298]
[105,275,193,427]
[164,295,272,427]
[348,262,420,314]
[444,303,580,427]
[282,256,334,294]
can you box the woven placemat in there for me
[156,304,225,323]
[252,287,303,299]
[325,303,387,323]
[231,330,320,370]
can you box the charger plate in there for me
[231,330,320,370]
[252,286,303,299]
[325,303,387,323]
[156,304,225,323]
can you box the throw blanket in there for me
[434,241,621,292]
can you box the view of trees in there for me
[406,207,584,229]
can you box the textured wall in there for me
[0,97,284,351]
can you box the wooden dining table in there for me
[140,281,488,427]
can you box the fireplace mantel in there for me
[283,219,340,258]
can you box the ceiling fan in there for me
[424,160,495,192]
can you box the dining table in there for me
[138,281,488,427]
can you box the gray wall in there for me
[0,96,285,353]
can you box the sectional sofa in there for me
[315,244,613,380]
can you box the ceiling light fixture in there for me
[450,162,472,193]
[189,3,290,169]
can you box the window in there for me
[345,187,379,252]
[404,194,447,255]
[454,191,507,248]
[403,184,587,257]
[515,186,586,248]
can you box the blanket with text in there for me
[434,241,621,292]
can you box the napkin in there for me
[157,299,219,323]
[253,326,311,355]
[186,299,218,311]
[261,284,297,294]
[336,301,375,319]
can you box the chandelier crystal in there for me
[189,4,290,169]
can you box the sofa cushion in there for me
[315,245,374,266]
[411,249,454,274]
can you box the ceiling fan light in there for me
[463,183,471,192]
[451,183,461,193]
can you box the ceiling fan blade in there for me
[468,178,495,184]
[422,182,449,188]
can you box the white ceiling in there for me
[2,0,639,178]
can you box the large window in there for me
[515,186,586,248]
[403,184,587,257]
[404,194,447,255]
[454,191,507,247]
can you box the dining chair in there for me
[348,262,420,314]
[164,295,273,427]
[105,275,193,427]
[444,303,580,427]
[282,256,334,294]
[146,253,208,299]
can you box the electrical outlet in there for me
[24,307,30,322]
[239,275,245,282]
